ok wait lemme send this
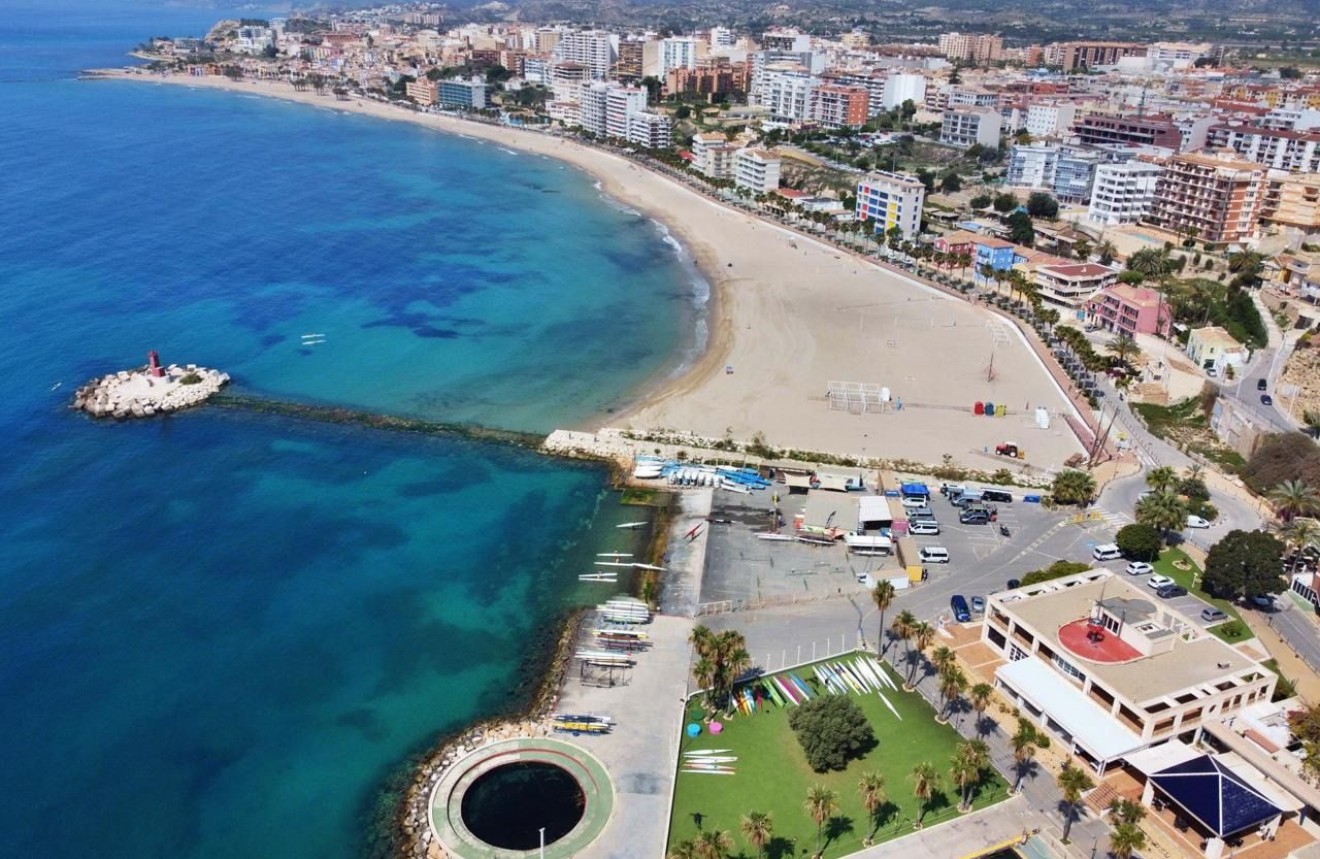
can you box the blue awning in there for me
[1150,755,1281,838]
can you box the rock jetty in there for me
[72,364,230,419]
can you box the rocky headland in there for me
[72,364,229,418]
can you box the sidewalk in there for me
[852,795,1038,859]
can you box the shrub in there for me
[179,372,203,385]
[788,693,876,772]
[1020,560,1090,586]
[1218,620,1246,640]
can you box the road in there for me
[1267,604,1320,676]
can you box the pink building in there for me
[1084,284,1172,337]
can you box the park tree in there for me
[1057,763,1094,842]
[1051,469,1096,505]
[694,829,732,859]
[857,772,887,845]
[1011,718,1045,792]
[1127,247,1174,280]
[1026,191,1059,219]
[788,694,877,772]
[969,683,994,735]
[950,739,990,811]
[1006,211,1035,246]
[689,626,750,712]
[1145,465,1179,493]
[1202,530,1286,601]
[1270,479,1320,522]
[1096,239,1117,265]
[872,580,896,655]
[911,762,940,828]
[1135,491,1188,542]
[1116,523,1162,561]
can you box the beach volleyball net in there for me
[826,381,886,413]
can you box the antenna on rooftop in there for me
[1136,80,1148,118]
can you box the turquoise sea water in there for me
[0,5,694,857]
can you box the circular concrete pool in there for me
[460,761,585,850]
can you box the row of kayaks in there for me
[552,713,614,735]
[631,458,772,492]
[727,658,902,721]
[597,596,652,625]
[681,748,738,776]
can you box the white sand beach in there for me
[92,69,1086,468]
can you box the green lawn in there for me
[1153,549,1253,643]
[667,656,1009,859]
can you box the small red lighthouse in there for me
[147,350,165,378]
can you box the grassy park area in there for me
[667,656,1009,859]
[1153,548,1253,643]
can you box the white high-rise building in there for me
[606,86,647,138]
[660,36,705,75]
[1087,160,1164,226]
[1024,102,1076,139]
[709,26,735,48]
[734,149,782,194]
[940,108,1002,148]
[578,82,613,136]
[761,65,814,123]
[553,30,618,80]
[882,73,926,111]
[627,112,672,149]
[1006,143,1058,189]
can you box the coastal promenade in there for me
[92,69,1085,471]
[555,489,712,859]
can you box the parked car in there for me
[1261,394,1274,406]
[901,495,928,509]
[1148,574,1176,590]
[1125,561,1154,576]
[1249,594,1277,611]
[1257,379,1269,391]
[1006,578,1021,590]
[960,509,990,525]
[1201,607,1229,623]
[1186,515,1211,529]
[1156,584,1188,599]
[951,595,971,623]
[971,596,985,614]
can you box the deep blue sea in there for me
[0,4,696,857]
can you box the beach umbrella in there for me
[686,723,701,737]
[709,721,723,734]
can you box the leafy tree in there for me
[788,695,876,772]
[872,580,896,655]
[1117,270,1145,285]
[1245,433,1320,494]
[939,172,963,193]
[1057,763,1094,842]
[1020,560,1090,586]
[1280,66,1303,80]
[1203,530,1286,601]
[804,784,839,858]
[992,192,1018,213]
[969,193,992,209]
[1051,469,1096,505]
[1135,491,1188,542]
[857,772,887,844]
[1006,211,1035,246]
[1116,523,1161,561]
[1026,191,1059,219]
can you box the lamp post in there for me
[540,827,545,859]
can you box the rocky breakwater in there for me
[72,364,230,419]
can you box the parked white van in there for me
[910,520,941,535]
[919,546,950,564]
[1092,543,1123,562]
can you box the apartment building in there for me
[613,37,646,80]
[405,79,438,106]
[984,571,1276,772]
[1208,125,1320,174]
[553,30,617,80]
[626,111,672,149]
[941,107,1002,148]
[668,58,746,101]
[1187,326,1249,374]
[947,86,1000,109]
[1044,41,1146,72]
[937,32,1003,65]
[1007,143,1057,189]
[1074,114,1182,150]
[734,148,781,194]
[1084,284,1172,336]
[1087,160,1165,226]
[1033,262,1117,308]
[1024,102,1076,139]
[550,62,589,102]
[855,171,926,240]
[761,29,811,53]
[605,86,647,138]
[822,71,886,117]
[761,65,814,124]
[1054,149,1101,203]
[812,84,869,129]
[438,79,488,110]
[659,36,705,75]
[1148,152,1265,245]
[1261,171,1320,232]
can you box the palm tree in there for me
[692,655,717,708]
[694,828,733,859]
[1051,469,1097,506]
[1057,763,1094,843]
[1228,250,1264,279]
[1145,465,1179,494]
[938,665,967,722]
[857,772,887,845]
[978,263,997,291]
[1127,247,1173,280]
[906,621,935,688]
[804,784,839,858]
[929,645,955,676]
[1135,491,1187,542]
[1010,720,1039,793]
[1284,519,1320,572]
[1109,823,1146,859]
[969,683,994,735]
[1111,332,1139,366]
[950,739,989,811]
[911,762,940,828]
[1271,479,1320,523]
[740,811,773,859]
[1096,239,1117,266]
[668,840,701,859]
[872,580,896,655]
[891,609,915,673]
